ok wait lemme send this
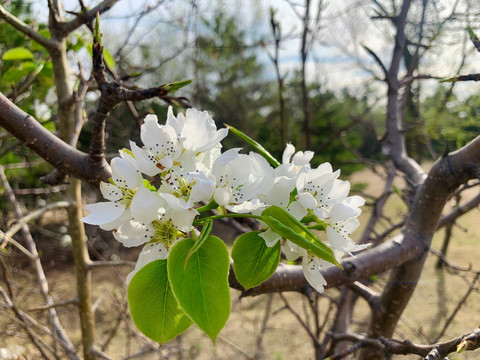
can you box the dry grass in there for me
[2,166,480,359]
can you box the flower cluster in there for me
[82,107,367,292]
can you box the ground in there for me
[1,166,480,359]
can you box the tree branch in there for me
[0,5,56,50]
[0,92,111,184]
[327,326,480,359]
[63,0,118,34]
[231,135,480,297]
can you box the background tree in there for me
[2,1,480,359]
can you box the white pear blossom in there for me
[82,155,143,226]
[280,143,314,175]
[325,196,370,255]
[159,193,199,232]
[80,107,368,296]
[130,114,183,176]
[212,149,274,212]
[282,239,333,293]
[295,162,350,219]
[161,170,215,205]
[166,106,228,153]
[302,254,333,293]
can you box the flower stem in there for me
[194,213,264,225]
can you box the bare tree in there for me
[2,1,480,359]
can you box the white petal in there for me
[345,195,365,208]
[100,182,121,201]
[82,202,125,225]
[302,254,330,293]
[227,155,252,184]
[189,173,215,203]
[112,157,142,189]
[330,203,361,222]
[214,186,232,206]
[140,114,162,147]
[259,228,281,247]
[326,179,350,203]
[160,193,190,210]
[126,242,169,284]
[130,186,165,223]
[100,209,132,231]
[292,150,314,166]
[298,192,317,209]
[212,148,241,175]
[227,199,265,213]
[282,143,295,164]
[284,240,306,260]
[313,206,330,220]
[129,141,160,177]
[196,145,222,173]
[286,200,308,220]
[168,208,198,232]
[181,108,228,152]
[166,106,182,135]
[159,156,174,171]
[326,226,349,253]
[114,221,154,247]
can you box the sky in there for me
[27,0,480,101]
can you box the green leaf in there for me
[168,236,230,342]
[2,62,36,84]
[103,47,116,71]
[128,260,192,344]
[261,206,340,268]
[3,47,34,61]
[86,43,93,56]
[162,79,194,93]
[226,125,280,167]
[232,231,281,289]
[40,61,53,78]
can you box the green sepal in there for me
[232,231,281,289]
[168,236,230,342]
[226,125,280,168]
[128,260,192,344]
[196,199,219,213]
[142,179,156,191]
[307,223,326,231]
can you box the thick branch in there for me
[384,0,426,186]
[231,135,480,296]
[0,92,111,184]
